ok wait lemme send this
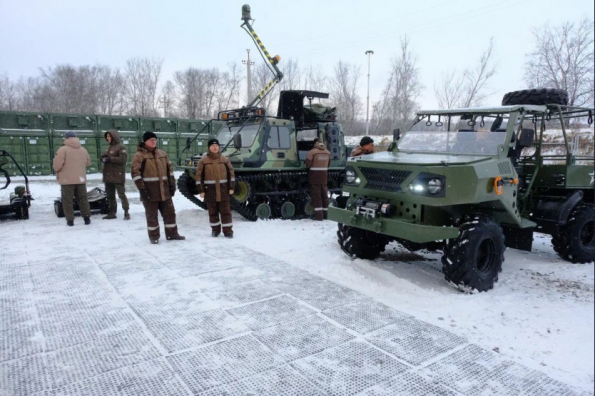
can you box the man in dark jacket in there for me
[196,138,236,238]
[101,129,130,220]
[131,131,185,244]
[350,136,374,157]
[305,137,331,221]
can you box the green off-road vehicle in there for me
[329,88,594,292]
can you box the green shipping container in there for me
[97,116,141,173]
[0,133,26,177]
[23,131,53,175]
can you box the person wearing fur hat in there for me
[53,131,92,226]
[305,137,331,221]
[350,136,375,157]
[100,129,130,220]
[131,131,185,244]
[196,138,236,238]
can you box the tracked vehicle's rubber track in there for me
[178,173,207,210]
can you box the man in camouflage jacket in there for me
[101,129,130,220]
[196,138,236,238]
[131,131,185,244]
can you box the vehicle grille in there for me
[359,167,411,192]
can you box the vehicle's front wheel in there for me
[442,215,505,292]
[552,203,594,263]
[337,224,388,260]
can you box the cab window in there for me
[268,126,291,149]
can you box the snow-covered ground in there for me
[1,173,593,395]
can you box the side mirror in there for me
[393,128,401,141]
[233,133,242,149]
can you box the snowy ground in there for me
[1,173,593,395]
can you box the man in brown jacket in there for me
[196,138,236,238]
[350,136,375,157]
[131,131,185,244]
[305,137,331,221]
[101,129,130,220]
[52,131,92,226]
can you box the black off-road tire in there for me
[54,201,65,218]
[551,203,594,263]
[337,223,388,260]
[501,88,568,106]
[14,202,29,220]
[442,215,505,293]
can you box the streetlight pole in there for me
[365,50,374,136]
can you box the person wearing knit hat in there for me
[53,131,92,226]
[100,129,130,220]
[196,136,236,238]
[131,131,185,244]
[350,136,375,157]
[305,137,331,221]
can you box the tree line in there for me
[0,18,592,136]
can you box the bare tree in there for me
[279,58,302,91]
[214,63,242,113]
[303,65,328,95]
[174,67,204,119]
[251,62,278,113]
[124,57,164,116]
[434,38,497,109]
[524,18,594,107]
[0,74,19,110]
[159,80,177,117]
[372,37,422,135]
[329,61,362,134]
[97,66,125,115]
[37,65,103,113]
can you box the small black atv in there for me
[54,187,109,218]
[0,150,32,220]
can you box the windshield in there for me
[217,123,261,148]
[398,114,510,155]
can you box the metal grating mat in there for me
[47,326,161,389]
[32,359,190,396]
[290,340,408,396]
[355,370,457,395]
[365,317,467,366]
[39,305,138,351]
[0,354,51,396]
[147,309,248,353]
[1,321,44,362]
[0,265,32,292]
[421,344,586,396]
[253,314,355,362]
[271,276,368,311]
[196,266,269,290]
[128,292,216,326]
[162,258,242,278]
[226,295,316,331]
[167,334,285,394]
[108,268,180,296]
[202,279,283,307]
[200,365,326,396]
[322,299,411,334]
[98,259,166,278]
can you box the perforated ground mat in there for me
[1,237,589,395]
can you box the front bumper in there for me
[328,206,459,243]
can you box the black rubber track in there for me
[501,88,569,106]
[177,172,207,210]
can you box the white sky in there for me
[1,0,593,110]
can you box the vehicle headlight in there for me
[345,169,356,183]
[427,178,443,194]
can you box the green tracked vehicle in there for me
[177,5,348,220]
[329,88,594,292]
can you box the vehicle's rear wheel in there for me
[552,203,594,263]
[337,224,388,260]
[442,215,505,292]
[54,201,65,218]
[501,88,568,106]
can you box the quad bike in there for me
[0,150,32,220]
[54,187,109,218]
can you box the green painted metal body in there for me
[330,104,594,247]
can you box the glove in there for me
[102,157,110,163]
[139,189,150,202]
[169,185,176,197]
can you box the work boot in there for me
[150,239,159,244]
[67,220,74,226]
[124,211,130,220]
[167,235,186,241]
[211,231,220,238]
[83,216,91,225]
[224,234,233,239]
[102,214,117,220]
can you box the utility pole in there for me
[158,93,171,117]
[242,49,254,103]
[365,50,374,136]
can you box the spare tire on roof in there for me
[502,88,569,106]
